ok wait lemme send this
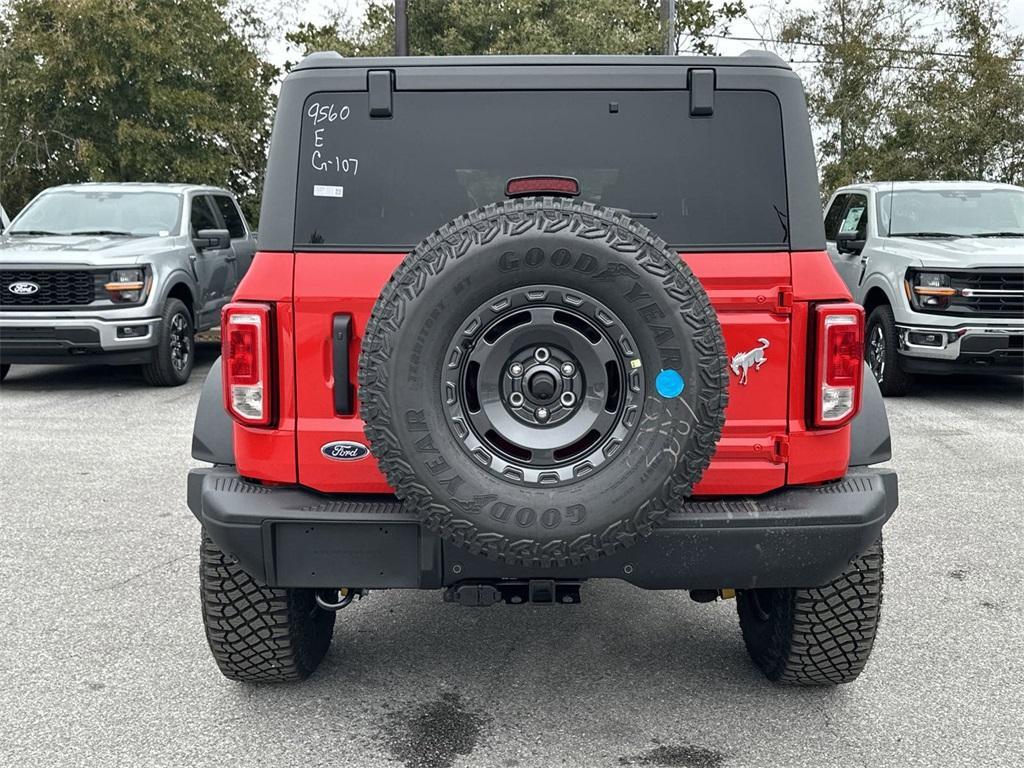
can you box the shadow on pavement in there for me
[903,372,1023,401]
[1,341,221,392]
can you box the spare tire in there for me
[360,198,728,567]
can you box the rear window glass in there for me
[296,90,789,250]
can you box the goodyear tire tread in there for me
[737,537,884,685]
[199,532,335,683]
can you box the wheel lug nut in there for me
[560,362,575,377]
[536,407,549,422]
[509,392,525,407]
[509,362,524,377]
[560,392,576,407]
[534,347,550,362]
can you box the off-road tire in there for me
[0,364,9,382]
[142,298,194,386]
[199,533,335,683]
[360,197,728,569]
[737,537,884,685]
[866,305,913,397]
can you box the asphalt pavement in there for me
[1,347,1022,768]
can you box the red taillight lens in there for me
[814,304,864,427]
[222,303,273,426]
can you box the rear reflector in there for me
[814,303,864,427]
[505,175,580,198]
[222,303,273,426]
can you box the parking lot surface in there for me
[1,349,1022,768]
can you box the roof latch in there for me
[688,68,715,117]
[368,70,394,118]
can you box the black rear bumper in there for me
[187,467,898,591]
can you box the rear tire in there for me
[200,533,336,682]
[736,537,884,685]
[142,298,194,386]
[866,305,913,397]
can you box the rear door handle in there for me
[332,315,353,414]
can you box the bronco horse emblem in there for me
[730,338,770,385]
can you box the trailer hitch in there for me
[444,580,582,607]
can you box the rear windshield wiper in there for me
[969,231,1024,238]
[7,229,63,236]
[888,231,960,238]
[69,229,135,236]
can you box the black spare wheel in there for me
[360,198,728,567]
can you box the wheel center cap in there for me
[527,371,557,401]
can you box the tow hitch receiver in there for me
[444,580,582,607]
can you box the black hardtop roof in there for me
[292,50,791,72]
[259,49,824,253]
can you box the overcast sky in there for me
[265,0,1024,67]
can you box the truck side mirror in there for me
[836,231,866,255]
[195,228,230,251]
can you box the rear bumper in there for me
[188,466,898,591]
[0,314,159,364]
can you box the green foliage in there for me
[879,0,1024,184]
[778,0,1024,194]
[285,0,744,60]
[0,0,277,223]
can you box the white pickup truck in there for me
[824,181,1023,395]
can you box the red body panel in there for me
[232,249,855,496]
[292,253,401,492]
[685,252,791,495]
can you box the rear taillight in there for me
[505,175,580,198]
[222,303,273,426]
[813,303,864,427]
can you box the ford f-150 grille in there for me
[947,270,1024,317]
[1,270,98,307]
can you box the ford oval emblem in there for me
[8,281,40,296]
[321,440,370,461]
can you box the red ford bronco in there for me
[188,52,897,686]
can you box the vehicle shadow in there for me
[905,372,1023,402]
[0,341,221,392]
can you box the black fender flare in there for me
[191,358,235,465]
[849,366,892,466]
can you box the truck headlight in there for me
[105,268,148,303]
[916,272,950,290]
[905,270,955,309]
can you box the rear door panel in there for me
[293,251,792,497]
[686,252,791,495]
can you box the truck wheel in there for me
[360,198,729,568]
[199,533,335,682]
[0,364,9,382]
[736,537,883,685]
[142,298,194,386]
[866,305,913,396]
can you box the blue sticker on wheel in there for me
[655,369,685,398]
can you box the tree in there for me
[286,0,744,62]
[880,0,1024,185]
[775,0,1024,193]
[777,0,921,194]
[0,0,277,222]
